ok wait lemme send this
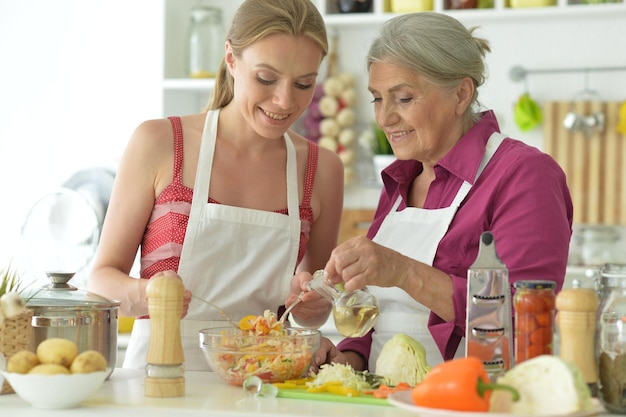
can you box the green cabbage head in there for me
[375,333,430,387]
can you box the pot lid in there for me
[25,271,121,309]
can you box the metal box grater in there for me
[465,231,513,380]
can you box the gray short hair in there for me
[367,12,491,120]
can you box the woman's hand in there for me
[309,336,348,374]
[285,271,331,328]
[151,270,192,318]
[325,235,411,292]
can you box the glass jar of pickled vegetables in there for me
[513,280,556,364]
[597,263,626,413]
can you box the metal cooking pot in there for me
[24,272,120,378]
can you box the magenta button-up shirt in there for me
[338,111,573,365]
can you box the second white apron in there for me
[368,132,506,371]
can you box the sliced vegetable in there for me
[307,363,373,392]
[363,382,412,399]
[326,385,360,397]
[272,382,298,389]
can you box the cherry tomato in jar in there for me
[515,293,546,314]
[513,280,556,364]
[530,325,553,346]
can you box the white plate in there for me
[387,390,604,417]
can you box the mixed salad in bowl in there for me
[199,310,320,385]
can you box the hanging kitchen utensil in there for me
[562,84,605,136]
[465,231,513,380]
[512,73,542,132]
[514,92,543,132]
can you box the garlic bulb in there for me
[318,136,338,152]
[338,128,356,147]
[302,72,360,186]
[0,291,27,319]
[318,96,339,118]
[323,77,344,97]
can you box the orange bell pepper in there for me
[411,357,519,412]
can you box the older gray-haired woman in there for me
[308,12,572,373]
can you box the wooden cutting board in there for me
[542,100,626,225]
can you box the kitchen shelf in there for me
[320,0,625,25]
[162,78,215,91]
[162,0,625,115]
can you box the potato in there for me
[70,350,108,374]
[7,350,40,374]
[36,338,78,367]
[28,363,71,375]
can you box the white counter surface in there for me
[1,368,619,416]
[0,368,415,417]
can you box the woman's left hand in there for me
[285,271,331,327]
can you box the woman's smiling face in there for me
[226,33,323,139]
[368,61,467,166]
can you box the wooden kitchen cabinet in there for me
[339,209,376,243]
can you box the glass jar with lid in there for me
[597,263,626,413]
[513,280,556,364]
[581,226,621,266]
[186,5,224,78]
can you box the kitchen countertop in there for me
[1,368,619,416]
[0,368,415,417]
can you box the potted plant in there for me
[361,123,395,185]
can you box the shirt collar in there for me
[438,110,500,184]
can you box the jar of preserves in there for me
[597,263,626,413]
[186,5,224,78]
[513,280,556,364]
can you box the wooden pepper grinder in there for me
[145,275,185,397]
[556,287,599,395]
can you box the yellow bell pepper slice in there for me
[326,385,360,397]
[306,381,344,393]
[273,382,298,389]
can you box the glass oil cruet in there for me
[307,270,379,338]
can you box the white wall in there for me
[0,0,163,277]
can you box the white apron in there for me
[369,132,506,372]
[124,109,301,370]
